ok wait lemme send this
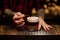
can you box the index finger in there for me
[16,12,22,16]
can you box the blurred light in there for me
[48,3,51,6]
[45,9,49,14]
[44,4,47,8]
[31,8,37,15]
[53,11,58,16]
[55,5,60,11]
[51,6,56,11]
[54,0,57,2]
[48,7,51,10]
[52,3,56,6]
[46,0,50,2]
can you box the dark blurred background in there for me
[0,0,60,25]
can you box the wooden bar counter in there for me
[0,24,60,35]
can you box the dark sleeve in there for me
[36,0,45,19]
[2,9,15,25]
[3,0,14,24]
[3,0,14,17]
[37,9,45,19]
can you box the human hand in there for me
[13,12,25,27]
[41,22,53,31]
[38,18,53,31]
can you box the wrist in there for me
[39,17,45,24]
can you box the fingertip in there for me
[17,22,25,27]
[20,22,25,26]
[44,27,47,32]
[22,14,25,17]
[38,24,41,31]
[49,26,53,29]
[47,27,50,31]
[44,28,47,32]
[22,22,25,24]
